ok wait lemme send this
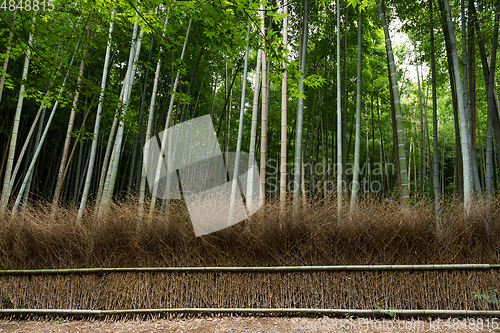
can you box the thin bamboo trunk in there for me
[280,0,288,213]
[485,0,499,232]
[0,11,16,104]
[320,111,326,198]
[375,0,409,202]
[472,3,500,170]
[377,102,390,192]
[61,106,92,189]
[12,40,81,214]
[180,46,204,123]
[191,82,203,119]
[443,0,473,211]
[138,12,169,220]
[336,0,342,212]
[102,22,144,212]
[0,131,11,190]
[436,1,463,197]
[459,0,482,197]
[95,64,129,213]
[94,69,129,211]
[127,35,155,198]
[229,25,250,223]
[430,0,441,232]
[73,127,84,204]
[417,63,425,192]
[293,0,309,208]
[246,47,262,214]
[350,8,362,212]
[469,0,477,169]
[424,84,432,190]
[342,5,348,183]
[0,16,34,217]
[461,0,473,194]
[409,139,412,193]
[53,20,92,208]
[323,59,330,184]
[371,96,375,185]
[388,60,401,194]
[24,103,46,209]
[94,112,118,214]
[442,141,445,195]
[3,102,46,212]
[77,16,114,222]
[260,5,268,204]
[149,19,191,216]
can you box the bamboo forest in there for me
[2,0,500,323]
[1,0,498,221]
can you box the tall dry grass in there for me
[1,195,499,312]
[1,194,499,269]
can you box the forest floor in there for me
[0,316,498,332]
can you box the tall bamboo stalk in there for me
[3,102,46,212]
[12,40,81,214]
[77,15,114,223]
[293,0,309,207]
[461,0,473,193]
[260,5,268,204]
[229,25,251,223]
[459,0,482,197]
[430,0,441,232]
[127,39,155,197]
[443,0,473,212]
[101,21,143,212]
[336,0,342,212]
[138,12,170,220]
[280,0,288,214]
[375,0,409,203]
[245,48,262,214]
[342,5,348,184]
[485,0,499,233]
[53,19,92,208]
[0,16,34,217]
[0,11,16,104]
[471,2,500,171]
[350,8,362,212]
[417,63,425,192]
[486,1,500,198]
[94,77,130,213]
[149,19,192,216]
[23,101,46,209]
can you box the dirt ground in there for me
[0,316,499,332]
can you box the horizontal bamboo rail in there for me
[0,264,498,275]
[1,308,500,316]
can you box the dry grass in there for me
[0,195,499,312]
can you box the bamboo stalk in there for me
[2,308,500,316]
[0,264,493,275]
